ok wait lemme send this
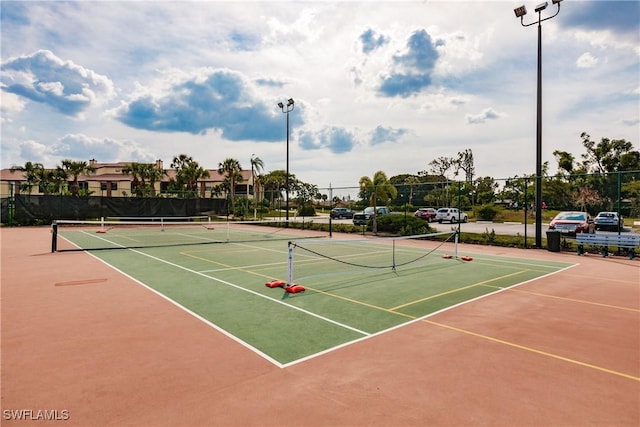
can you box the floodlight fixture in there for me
[514,5,527,18]
[534,2,548,13]
[277,102,284,108]
[287,98,294,106]
[552,0,563,4]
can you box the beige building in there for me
[0,159,256,199]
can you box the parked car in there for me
[435,208,468,223]
[353,206,391,226]
[548,211,590,236]
[593,211,623,231]
[330,207,354,219]
[414,207,437,222]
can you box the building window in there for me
[101,182,118,191]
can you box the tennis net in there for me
[52,217,323,252]
[286,230,459,287]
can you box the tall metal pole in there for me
[286,109,290,224]
[277,98,294,226]
[535,17,543,248]
[515,0,563,248]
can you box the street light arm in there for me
[519,2,560,27]
[540,2,560,23]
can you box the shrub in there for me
[375,214,432,235]
[482,228,496,244]
[298,205,316,216]
[476,204,500,221]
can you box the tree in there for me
[403,175,420,206]
[359,171,397,234]
[553,150,575,175]
[170,154,210,198]
[580,132,639,173]
[295,182,319,216]
[250,155,265,217]
[122,162,149,197]
[218,158,243,213]
[428,156,455,206]
[456,149,475,182]
[474,176,498,205]
[579,132,640,211]
[10,162,45,194]
[262,170,287,209]
[144,163,167,197]
[60,159,96,196]
[456,149,475,204]
[11,162,66,195]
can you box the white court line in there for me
[63,232,577,368]
[67,232,370,368]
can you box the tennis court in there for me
[2,224,638,426]
[52,220,573,366]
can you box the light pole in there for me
[277,98,295,225]
[514,0,563,248]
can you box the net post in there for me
[51,221,58,253]
[454,230,459,259]
[287,241,294,286]
[100,217,105,233]
[392,239,396,271]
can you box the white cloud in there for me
[1,50,115,116]
[576,52,599,69]
[0,91,26,123]
[465,108,504,125]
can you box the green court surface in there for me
[59,227,574,366]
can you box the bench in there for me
[576,233,640,259]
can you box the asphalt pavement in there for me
[312,214,633,236]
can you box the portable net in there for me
[286,230,458,286]
[52,217,321,252]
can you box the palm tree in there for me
[170,154,210,197]
[41,168,67,195]
[218,158,242,213]
[122,162,148,197]
[60,159,96,196]
[359,171,398,234]
[10,162,45,194]
[250,155,265,218]
[10,162,67,195]
[144,163,167,197]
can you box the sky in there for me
[1,0,639,197]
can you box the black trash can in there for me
[546,230,561,252]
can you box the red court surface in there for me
[2,227,638,426]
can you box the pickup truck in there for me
[353,206,391,226]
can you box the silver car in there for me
[593,211,623,231]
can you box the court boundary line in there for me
[62,234,592,370]
[283,262,580,366]
[422,319,640,382]
[305,261,640,382]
